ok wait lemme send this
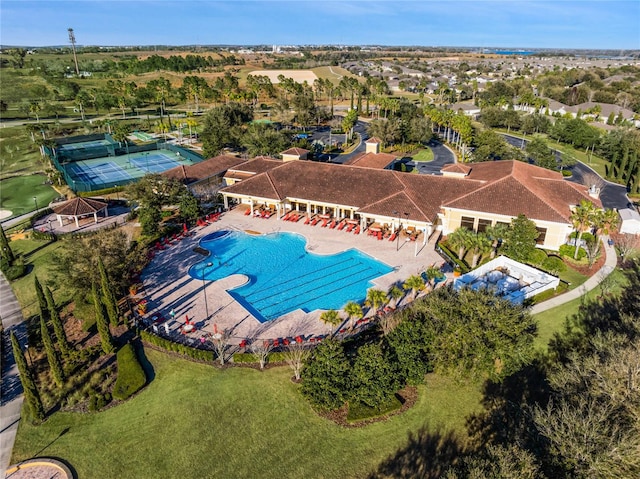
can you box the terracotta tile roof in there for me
[227,157,283,175]
[162,155,247,184]
[441,163,472,174]
[345,152,396,169]
[366,137,382,144]
[52,197,107,216]
[444,161,601,222]
[221,159,598,226]
[280,147,310,156]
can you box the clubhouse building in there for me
[165,152,602,252]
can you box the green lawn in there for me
[411,148,435,162]
[533,267,627,350]
[9,238,70,318]
[0,126,45,179]
[12,349,483,479]
[0,174,58,218]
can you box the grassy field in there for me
[12,348,483,479]
[0,174,58,218]
[411,148,435,162]
[9,238,71,318]
[533,267,627,350]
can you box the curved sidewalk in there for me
[530,236,617,314]
[0,271,26,474]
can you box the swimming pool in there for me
[189,230,393,323]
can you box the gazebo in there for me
[51,197,109,228]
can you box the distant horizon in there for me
[1,1,639,50]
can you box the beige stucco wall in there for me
[440,207,572,251]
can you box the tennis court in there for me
[62,149,196,191]
[57,138,114,152]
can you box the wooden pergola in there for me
[51,197,109,228]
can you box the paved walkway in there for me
[0,271,27,474]
[530,235,617,314]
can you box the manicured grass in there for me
[12,349,483,479]
[558,264,588,291]
[533,267,627,350]
[412,148,435,162]
[0,174,58,218]
[9,238,71,318]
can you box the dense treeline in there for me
[366,261,640,478]
[301,287,537,413]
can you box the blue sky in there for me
[1,1,639,49]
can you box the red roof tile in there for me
[162,155,247,184]
[52,197,107,216]
[345,152,396,169]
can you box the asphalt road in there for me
[319,119,454,172]
[501,133,631,210]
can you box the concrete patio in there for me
[138,207,446,347]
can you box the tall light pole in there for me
[68,28,80,76]
[33,196,39,213]
[393,210,401,251]
[201,262,214,320]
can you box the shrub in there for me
[112,343,146,401]
[561,169,572,177]
[541,256,566,275]
[78,186,124,197]
[31,229,56,241]
[559,244,586,260]
[232,352,287,364]
[1,260,26,281]
[138,329,215,362]
[528,248,548,266]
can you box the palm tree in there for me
[344,301,363,330]
[388,285,404,308]
[485,224,509,259]
[448,227,474,261]
[320,309,342,335]
[365,288,388,315]
[570,200,596,259]
[424,265,443,288]
[469,233,492,268]
[591,208,620,245]
[403,275,425,300]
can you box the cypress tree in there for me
[0,226,15,264]
[10,331,45,421]
[34,275,48,319]
[98,257,119,326]
[40,313,65,387]
[92,282,114,354]
[45,286,72,356]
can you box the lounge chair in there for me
[304,216,311,225]
[389,232,397,242]
[329,220,337,229]
[310,217,320,226]
[337,221,346,230]
[345,223,355,232]
[321,219,329,227]
[354,225,361,234]
[282,212,291,221]
[244,208,251,216]
[377,231,383,240]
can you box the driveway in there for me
[404,140,455,175]
[501,133,630,210]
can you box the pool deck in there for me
[139,208,446,346]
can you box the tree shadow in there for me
[134,338,155,384]
[465,358,550,452]
[368,425,464,479]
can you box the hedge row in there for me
[232,352,288,364]
[112,343,146,401]
[78,186,125,197]
[436,242,470,273]
[139,329,215,362]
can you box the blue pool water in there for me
[189,230,393,323]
